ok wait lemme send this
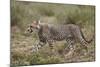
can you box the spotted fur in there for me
[26,20,93,54]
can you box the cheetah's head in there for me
[25,20,41,34]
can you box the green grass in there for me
[11,0,95,66]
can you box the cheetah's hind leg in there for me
[64,38,76,58]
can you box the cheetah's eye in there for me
[27,29,30,32]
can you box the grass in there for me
[11,28,95,66]
[11,0,95,66]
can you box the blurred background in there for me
[11,0,95,66]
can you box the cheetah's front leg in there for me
[32,40,46,52]
[47,40,56,55]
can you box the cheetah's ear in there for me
[33,20,41,25]
[32,20,36,24]
[38,20,41,24]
